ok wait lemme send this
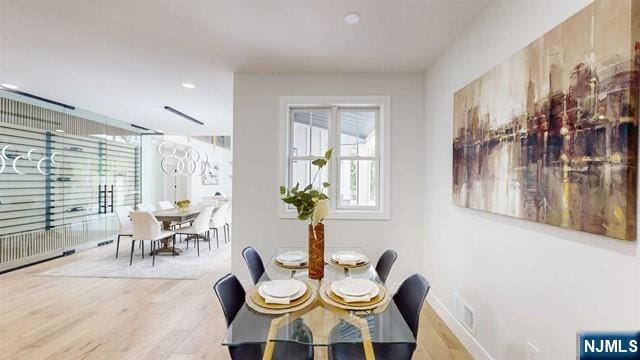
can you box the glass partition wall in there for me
[0,90,142,271]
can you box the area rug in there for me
[38,242,231,280]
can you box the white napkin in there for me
[263,295,291,305]
[340,294,372,303]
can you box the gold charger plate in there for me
[326,283,385,307]
[249,282,312,310]
[319,282,390,312]
[327,258,370,269]
[273,259,309,270]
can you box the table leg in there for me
[262,299,320,360]
[344,314,376,360]
[151,221,183,256]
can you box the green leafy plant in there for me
[280,148,333,222]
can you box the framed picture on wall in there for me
[202,163,220,185]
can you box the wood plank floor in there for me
[0,243,471,360]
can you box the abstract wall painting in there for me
[452,0,639,240]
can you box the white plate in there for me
[259,279,304,298]
[331,251,367,264]
[331,278,375,297]
[277,251,307,263]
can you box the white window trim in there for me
[278,96,391,220]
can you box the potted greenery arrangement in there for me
[176,199,191,211]
[279,148,332,280]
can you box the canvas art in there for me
[202,163,220,185]
[452,0,639,240]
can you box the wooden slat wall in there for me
[0,95,141,268]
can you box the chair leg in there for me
[196,235,200,257]
[116,235,121,258]
[207,231,211,251]
[185,234,189,250]
[130,240,135,266]
[152,241,156,267]
[172,235,176,257]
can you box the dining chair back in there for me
[114,206,134,258]
[130,211,162,240]
[375,249,398,284]
[158,201,174,210]
[393,273,430,338]
[115,206,133,233]
[211,203,229,228]
[136,203,157,212]
[213,273,245,326]
[128,211,175,266]
[193,206,215,233]
[242,246,266,285]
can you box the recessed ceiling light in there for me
[55,129,65,133]
[182,83,195,89]
[344,12,360,25]
[1,83,19,90]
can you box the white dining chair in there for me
[136,203,157,212]
[158,201,174,210]
[224,203,232,241]
[129,211,176,266]
[114,206,134,258]
[210,203,230,248]
[175,206,215,256]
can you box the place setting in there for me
[246,278,316,315]
[273,250,309,269]
[319,277,389,312]
[327,250,370,269]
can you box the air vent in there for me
[454,292,476,334]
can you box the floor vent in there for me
[453,292,476,335]
[62,249,76,256]
[97,240,114,247]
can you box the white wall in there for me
[233,73,425,289]
[423,0,640,359]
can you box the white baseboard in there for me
[428,293,495,360]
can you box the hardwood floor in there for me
[0,244,471,360]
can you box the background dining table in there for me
[152,207,204,255]
[223,247,415,360]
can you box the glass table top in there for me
[223,247,416,347]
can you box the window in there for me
[279,96,390,219]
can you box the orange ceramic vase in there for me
[308,223,324,280]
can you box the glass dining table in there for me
[222,247,415,360]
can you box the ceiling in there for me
[0,0,488,136]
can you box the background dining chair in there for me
[114,206,134,258]
[157,200,174,210]
[136,203,157,212]
[224,203,232,241]
[327,274,430,360]
[375,249,398,284]
[129,211,176,266]
[213,273,314,360]
[209,203,229,247]
[175,206,215,256]
[242,246,266,285]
